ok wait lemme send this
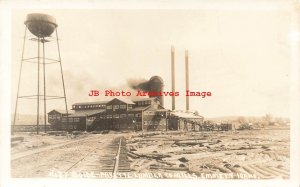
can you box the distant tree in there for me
[265,114,273,122]
[274,117,284,125]
[237,116,247,124]
[263,113,273,126]
[248,117,257,123]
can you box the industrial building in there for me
[48,96,205,132]
[48,97,171,131]
[47,48,207,132]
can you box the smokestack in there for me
[171,46,175,110]
[185,50,189,111]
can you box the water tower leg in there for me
[36,37,40,135]
[55,29,69,132]
[12,27,27,135]
[42,37,47,133]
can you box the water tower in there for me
[12,13,69,134]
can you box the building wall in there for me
[169,118,179,130]
[61,116,86,131]
[168,117,204,131]
[48,98,171,132]
[143,111,167,131]
[91,113,139,131]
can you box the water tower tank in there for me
[24,13,57,38]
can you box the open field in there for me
[11,128,289,179]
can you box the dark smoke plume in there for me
[127,78,150,91]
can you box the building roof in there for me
[107,97,135,105]
[171,111,204,119]
[73,100,109,106]
[132,97,158,102]
[147,108,170,112]
[68,109,105,117]
[128,105,151,112]
[72,97,161,107]
[47,109,74,114]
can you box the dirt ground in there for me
[11,128,289,179]
[11,133,120,177]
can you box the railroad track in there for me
[64,136,131,178]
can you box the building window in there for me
[79,106,82,109]
[106,105,112,109]
[68,118,73,122]
[62,118,67,122]
[145,111,155,115]
[135,113,141,117]
[128,114,134,118]
[113,114,119,118]
[74,118,80,122]
[88,117,96,121]
[100,115,106,119]
[107,115,112,119]
[120,114,127,118]
[128,105,133,110]
[113,105,119,109]
[120,105,126,109]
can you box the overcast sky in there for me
[11,1,294,118]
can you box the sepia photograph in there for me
[1,0,300,186]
